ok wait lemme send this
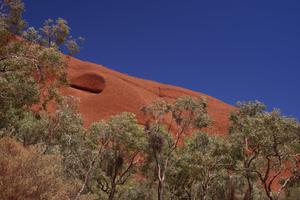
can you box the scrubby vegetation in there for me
[0,1,299,200]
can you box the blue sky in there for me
[23,0,300,120]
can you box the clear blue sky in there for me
[23,0,300,120]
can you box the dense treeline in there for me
[0,1,299,200]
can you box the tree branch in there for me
[117,151,139,185]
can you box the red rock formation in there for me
[61,57,235,135]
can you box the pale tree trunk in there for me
[158,180,164,200]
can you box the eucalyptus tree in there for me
[141,96,211,200]
[1,0,84,55]
[0,0,86,142]
[86,113,147,200]
[0,0,26,34]
[23,18,85,56]
[0,28,66,133]
[229,101,300,200]
[166,132,233,200]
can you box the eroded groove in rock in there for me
[70,73,105,94]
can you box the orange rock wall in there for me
[62,57,235,135]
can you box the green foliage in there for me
[87,113,147,199]
[142,96,211,200]
[22,18,85,55]
[22,26,41,43]
[167,132,233,200]
[1,0,84,55]
[0,1,91,199]
[0,0,27,34]
[66,36,85,56]
[117,180,156,200]
[282,183,300,200]
[0,36,67,134]
[39,18,70,48]
[230,101,300,200]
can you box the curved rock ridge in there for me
[62,57,235,135]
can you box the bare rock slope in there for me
[62,57,235,135]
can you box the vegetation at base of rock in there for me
[0,1,299,200]
[229,101,300,200]
[0,137,81,200]
[141,97,211,200]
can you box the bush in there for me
[0,137,79,200]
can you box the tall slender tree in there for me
[142,96,211,200]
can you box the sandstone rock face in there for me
[70,73,106,94]
[62,57,235,135]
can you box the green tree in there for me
[86,113,147,200]
[39,18,70,48]
[22,26,41,43]
[0,32,66,133]
[66,36,85,56]
[0,0,84,144]
[23,18,84,55]
[0,0,27,34]
[0,1,92,199]
[117,180,156,200]
[142,96,211,200]
[230,101,300,200]
[43,107,147,200]
[167,132,233,200]
[0,0,84,55]
[42,98,97,199]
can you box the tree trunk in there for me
[200,192,206,200]
[229,186,236,200]
[158,180,164,200]
[108,184,116,200]
[263,183,275,200]
[243,176,253,200]
[199,183,208,200]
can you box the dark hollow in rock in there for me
[70,73,106,94]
